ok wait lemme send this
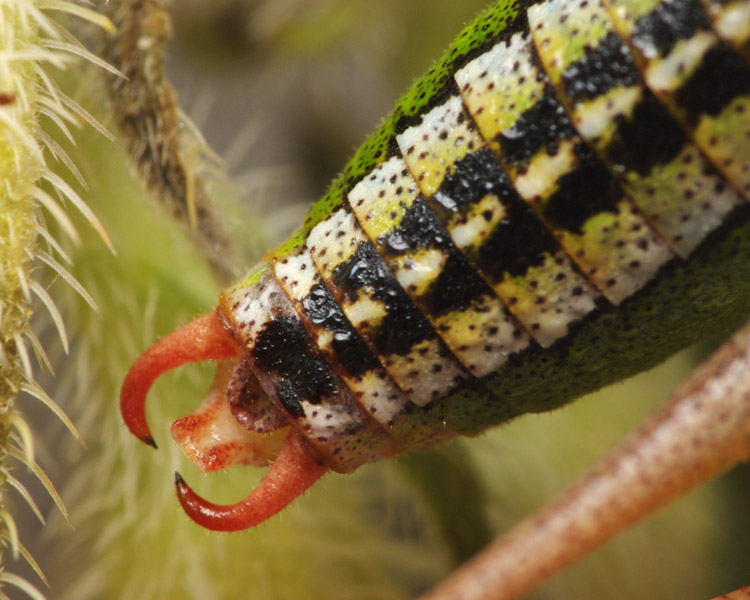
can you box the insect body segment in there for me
[273,249,410,428]
[529,0,745,256]
[698,0,750,57]
[459,30,676,303]
[604,0,750,195]
[121,0,750,533]
[307,207,478,405]
[396,94,600,347]
[272,247,456,453]
[347,155,528,377]
[220,266,396,472]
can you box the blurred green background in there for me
[13,1,749,598]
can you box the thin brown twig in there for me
[421,323,750,600]
[711,586,750,600]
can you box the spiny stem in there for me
[0,0,48,581]
[0,0,113,594]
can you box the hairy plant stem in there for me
[0,2,113,595]
[103,0,238,285]
[0,1,44,576]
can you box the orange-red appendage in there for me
[175,432,329,531]
[120,309,242,447]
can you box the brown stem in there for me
[423,323,750,600]
[102,0,238,284]
[709,587,750,600]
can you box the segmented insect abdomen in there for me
[224,0,750,473]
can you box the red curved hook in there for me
[175,432,329,531]
[120,309,242,447]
